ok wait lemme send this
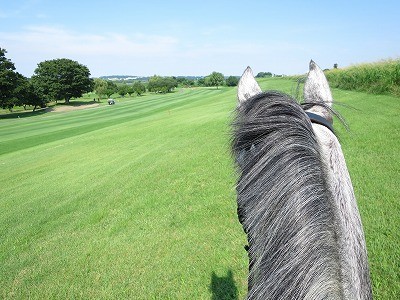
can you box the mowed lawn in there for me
[1,79,399,299]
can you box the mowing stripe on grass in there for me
[0,81,398,299]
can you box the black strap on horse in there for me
[306,111,334,134]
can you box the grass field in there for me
[1,78,399,299]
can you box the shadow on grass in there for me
[210,270,238,300]
[56,100,98,106]
[0,101,99,119]
[203,87,225,91]
[0,108,48,119]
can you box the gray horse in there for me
[232,61,372,299]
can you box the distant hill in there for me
[98,75,205,82]
[99,75,149,81]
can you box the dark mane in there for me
[232,91,344,299]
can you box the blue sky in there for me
[1,0,399,77]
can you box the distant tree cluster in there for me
[135,72,237,93]
[194,72,239,88]
[255,71,285,78]
[94,79,117,98]
[132,81,146,96]
[93,79,147,98]
[175,77,195,87]
[225,76,239,87]
[147,75,178,93]
[204,72,225,89]
[255,72,273,78]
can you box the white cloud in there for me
[0,24,316,76]
[0,25,180,76]
[2,25,178,55]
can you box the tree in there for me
[184,79,195,87]
[0,48,20,110]
[31,58,94,104]
[105,80,118,97]
[197,77,206,86]
[226,76,239,87]
[147,75,178,93]
[206,72,225,89]
[94,78,108,99]
[0,48,43,111]
[132,81,146,96]
[175,77,194,87]
[117,84,129,97]
[14,74,46,111]
[256,72,272,78]
[94,78,117,98]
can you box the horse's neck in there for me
[312,124,372,300]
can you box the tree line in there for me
[1,47,242,112]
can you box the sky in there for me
[1,0,399,78]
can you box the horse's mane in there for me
[232,91,344,299]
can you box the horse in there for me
[232,61,372,299]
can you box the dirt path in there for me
[47,103,100,113]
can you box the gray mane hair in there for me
[232,91,345,299]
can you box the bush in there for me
[226,76,239,87]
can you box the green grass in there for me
[1,79,399,299]
[325,59,400,97]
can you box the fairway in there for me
[1,79,399,299]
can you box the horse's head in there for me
[235,62,372,299]
[238,60,334,126]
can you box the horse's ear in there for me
[304,60,333,121]
[238,66,262,104]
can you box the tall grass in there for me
[325,59,400,97]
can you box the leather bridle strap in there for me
[306,111,334,134]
